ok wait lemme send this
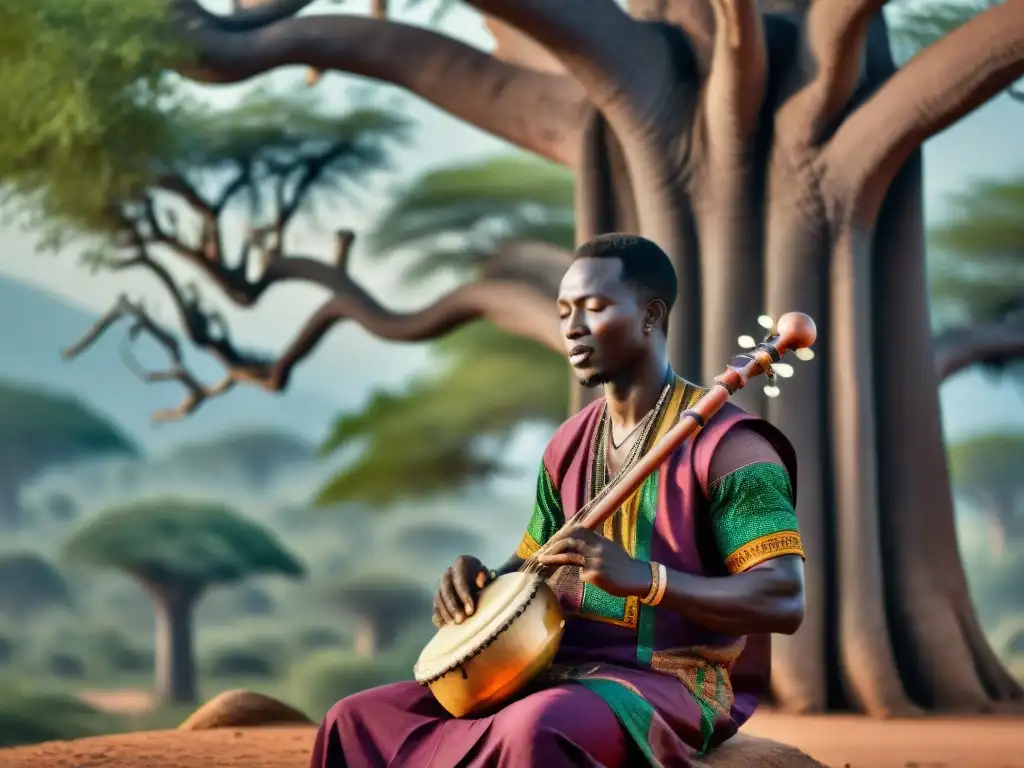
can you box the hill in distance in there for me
[0,275,344,450]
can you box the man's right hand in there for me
[433,555,493,627]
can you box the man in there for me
[311,233,806,767]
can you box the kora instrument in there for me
[413,312,817,718]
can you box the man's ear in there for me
[646,300,668,330]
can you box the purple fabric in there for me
[309,680,628,768]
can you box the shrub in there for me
[286,649,410,720]
[0,688,116,748]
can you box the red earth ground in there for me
[2,692,1022,768]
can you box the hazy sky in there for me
[1,0,1021,444]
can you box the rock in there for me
[178,689,314,731]
[695,732,826,767]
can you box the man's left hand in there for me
[536,526,652,598]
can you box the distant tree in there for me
[927,177,1024,382]
[0,551,73,619]
[0,381,137,529]
[41,492,79,524]
[63,499,304,703]
[330,574,432,657]
[948,433,1024,558]
[391,521,484,560]
[161,429,314,487]
[315,155,572,506]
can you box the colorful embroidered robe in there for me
[514,377,803,765]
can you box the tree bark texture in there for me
[148,581,200,704]
[167,0,1024,715]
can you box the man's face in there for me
[557,257,647,388]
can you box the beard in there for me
[578,371,611,389]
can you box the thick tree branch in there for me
[823,0,1024,221]
[63,229,562,421]
[934,321,1024,382]
[703,0,766,146]
[791,0,888,146]
[462,0,684,141]
[170,0,587,166]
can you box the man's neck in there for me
[603,352,671,430]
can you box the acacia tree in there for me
[330,575,432,657]
[63,499,304,703]
[0,551,73,619]
[0,382,137,529]
[14,0,1024,716]
[60,94,410,421]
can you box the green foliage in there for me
[0,380,137,460]
[367,153,575,281]
[330,573,432,623]
[63,499,305,590]
[1,4,411,247]
[173,93,411,224]
[0,0,186,235]
[203,641,281,680]
[0,686,116,748]
[929,175,1024,327]
[317,154,572,506]
[948,432,1024,496]
[0,550,72,618]
[285,649,410,720]
[315,323,568,506]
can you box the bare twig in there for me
[62,294,238,423]
[64,226,562,422]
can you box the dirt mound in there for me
[178,690,314,731]
[696,732,824,767]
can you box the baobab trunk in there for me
[148,582,200,704]
[555,2,1024,714]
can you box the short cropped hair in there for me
[573,233,677,327]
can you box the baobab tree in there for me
[17,0,1022,715]
[63,498,304,703]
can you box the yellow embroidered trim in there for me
[516,532,541,559]
[725,531,804,573]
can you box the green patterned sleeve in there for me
[707,427,804,574]
[515,460,563,559]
